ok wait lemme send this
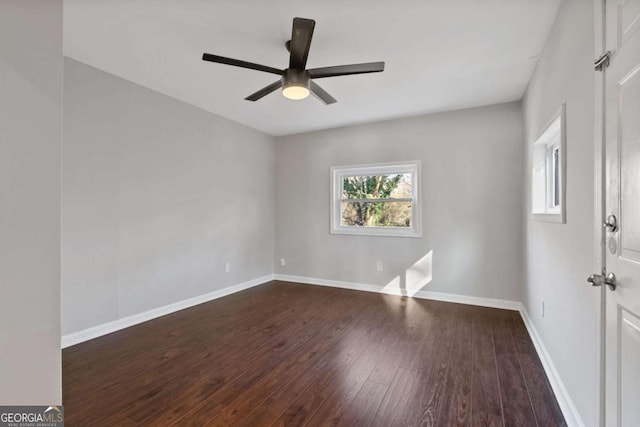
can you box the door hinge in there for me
[595,51,611,71]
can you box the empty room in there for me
[2,0,639,426]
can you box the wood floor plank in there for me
[203,297,366,426]
[400,298,448,372]
[471,308,503,427]
[272,292,395,427]
[65,282,335,425]
[436,304,474,426]
[155,287,361,425]
[411,304,461,426]
[302,349,380,427]
[492,310,538,426]
[371,367,422,427]
[303,294,417,427]
[508,312,566,426]
[368,296,427,386]
[238,292,387,425]
[63,282,285,374]
[62,281,565,427]
[336,380,389,427]
[63,283,305,405]
[238,359,330,426]
[270,366,345,427]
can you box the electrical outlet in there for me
[280,258,286,267]
[376,261,383,272]
[542,300,545,318]
[225,262,231,273]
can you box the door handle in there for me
[603,214,618,232]
[587,272,617,291]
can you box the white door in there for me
[604,0,640,425]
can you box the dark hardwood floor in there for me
[63,281,565,426]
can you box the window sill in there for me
[330,226,422,238]
[531,212,565,224]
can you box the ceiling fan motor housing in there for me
[281,68,311,100]
[282,69,310,90]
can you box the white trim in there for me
[519,305,586,427]
[61,274,275,348]
[531,104,567,224]
[531,212,566,224]
[593,1,607,425]
[330,161,422,238]
[274,274,520,311]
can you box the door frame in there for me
[593,0,606,425]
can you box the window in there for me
[331,161,421,237]
[532,104,566,223]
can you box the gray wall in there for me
[275,102,524,302]
[0,1,63,404]
[522,0,597,425]
[62,58,276,335]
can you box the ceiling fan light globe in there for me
[282,84,310,100]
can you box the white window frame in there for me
[330,161,422,237]
[531,104,566,223]
[548,144,561,209]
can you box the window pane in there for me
[553,148,560,207]
[342,174,412,200]
[341,201,412,227]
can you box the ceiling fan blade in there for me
[309,81,336,105]
[307,62,385,79]
[244,80,283,101]
[202,53,282,75]
[289,17,315,70]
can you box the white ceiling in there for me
[63,0,561,136]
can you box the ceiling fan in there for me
[202,17,385,104]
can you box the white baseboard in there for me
[61,274,275,349]
[518,305,584,427]
[274,274,521,311]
